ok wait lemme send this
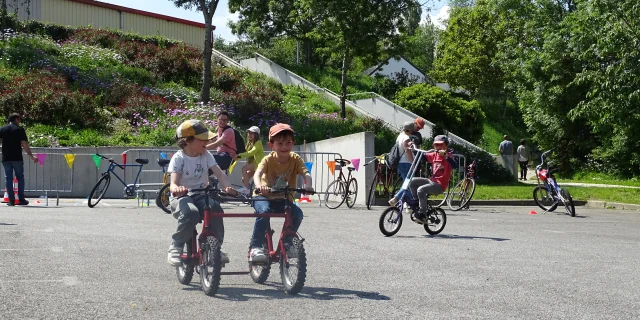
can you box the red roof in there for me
[68,0,208,28]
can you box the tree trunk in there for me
[340,49,350,119]
[199,0,220,104]
[303,38,312,65]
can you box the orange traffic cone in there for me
[299,181,312,203]
[3,178,19,204]
[529,210,537,215]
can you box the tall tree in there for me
[314,0,414,118]
[228,0,321,64]
[401,17,440,74]
[172,0,220,103]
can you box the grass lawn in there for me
[473,184,640,205]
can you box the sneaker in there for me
[412,210,427,224]
[249,248,267,263]
[17,199,29,206]
[220,251,230,264]
[167,246,183,267]
[388,198,399,206]
[6,202,15,207]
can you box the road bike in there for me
[87,154,148,208]
[324,159,358,209]
[446,159,477,211]
[174,186,314,296]
[533,150,576,217]
[379,148,447,236]
[156,158,171,213]
[364,154,402,210]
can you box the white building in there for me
[363,56,435,85]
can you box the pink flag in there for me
[351,158,360,172]
[36,153,47,166]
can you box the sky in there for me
[99,0,451,42]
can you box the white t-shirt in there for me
[396,132,411,164]
[517,145,529,162]
[168,150,217,190]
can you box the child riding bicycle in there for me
[409,135,457,222]
[235,126,264,194]
[166,120,239,267]
[250,123,313,263]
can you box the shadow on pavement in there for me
[394,234,510,241]
[183,282,391,301]
[0,223,17,226]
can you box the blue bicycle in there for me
[533,150,576,217]
[379,148,447,236]
[88,154,148,208]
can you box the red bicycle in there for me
[175,186,314,296]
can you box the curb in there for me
[582,200,640,211]
[468,200,586,206]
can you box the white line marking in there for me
[465,218,479,221]
[0,247,63,252]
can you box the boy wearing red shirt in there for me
[409,135,457,223]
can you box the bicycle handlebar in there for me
[96,153,125,170]
[255,187,315,195]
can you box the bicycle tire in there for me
[533,186,558,212]
[324,180,347,209]
[424,207,447,235]
[249,238,271,284]
[561,189,576,217]
[345,178,358,208]
[366,175,379,210]
[379,206,403,237]
[176,240,194,284]
[200,236,222,296]
[447,178,476,211]
[156,183,171,214]
[88,174,110,208]
[280,237,307,295]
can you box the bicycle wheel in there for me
[533,186,558,212]
[249,237,271,284]
[324,180,347,209]
[424,207,447,235]
[200,236,222,296]
[280,237,307,295]
[447,178,476,211]
[379,206,403,237]
[88,174,110,208]
[345,178,358,208]
[561,189,576,217]
[366,175,379,210]
[176,240,194,284]
[156,183,171,214]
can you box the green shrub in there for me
[19,20,74,41]
[0,35,60,70]
[395,84,485,143]
[0,70,108,128]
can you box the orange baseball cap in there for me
[415,117,425,130]
[269,123,294,140]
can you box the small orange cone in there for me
[2,178,19,204]
[298,181,312,203]
[529,210,537,215]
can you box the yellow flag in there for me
[64,154,76,169]
[228,160,238,174]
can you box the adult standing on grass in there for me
[517,139,531,180]
[206,111,236,171]
[0,113,38,206]
[499,135,516,178]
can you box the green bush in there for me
[395,84,485,143]
[0,35,60,70]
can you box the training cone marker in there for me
[529,210,537,215]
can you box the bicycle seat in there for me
[347,167,356,171]
[135,158,149,165]
[334,159,351,167]
[157,158,170,167]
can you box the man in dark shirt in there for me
[0,114,38,206]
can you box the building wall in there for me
[371,57,426,83]
[6,0,205,48]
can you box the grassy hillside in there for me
[0,18,396,151]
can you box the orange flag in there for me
[326,161,336,176]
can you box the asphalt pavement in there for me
[1,199,639,319]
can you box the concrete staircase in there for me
[211,49,484,152]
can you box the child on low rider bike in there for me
[167,120,239,267]
[250,123,314,263]
[409,135,457,223]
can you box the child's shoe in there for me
[249,248,267,263]
[167,245,183,266]
[388,197,398,206]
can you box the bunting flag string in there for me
[64,154,76,169]
[35,153,47,167]
[326,161,336,176]
[350,158,360,172]
[92,154,102,169]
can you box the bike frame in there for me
[100,160,145,194]
[393,148,433,220]
[535,151,567,203]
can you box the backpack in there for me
[385,141,406,170]
[222,126,246,154]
